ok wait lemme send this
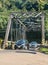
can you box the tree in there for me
[44,4,48,10]
[15,1,23,9]
[25,1,32,11]
[32,1,39,11]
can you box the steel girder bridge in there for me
[3,12,45,48]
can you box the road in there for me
[0,50,48,65]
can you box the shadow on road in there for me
[16,50,37,54]
[0,49,37,54]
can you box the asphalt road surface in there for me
[0,49,48,65]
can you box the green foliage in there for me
[39,47,48,54]
[0,0,48,39]
[25,1,32,11]
[44,4,48,10]
[0,38,3,44]
[32,1,39,11]
[15,1,23,9]
[0,15,8,29]
[0,0,48,12]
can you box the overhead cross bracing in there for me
[10,12,42,31]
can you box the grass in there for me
[39,47,48,54]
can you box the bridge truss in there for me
[3,12,45,48]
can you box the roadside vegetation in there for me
[39,46,48,54]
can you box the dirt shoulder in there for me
[0,50,48,65]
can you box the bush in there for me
[39,46,48,54]
[0,38,3,44]
[0,38,3,48]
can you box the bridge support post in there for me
[3,15,13,49]
[41,13,45,45]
